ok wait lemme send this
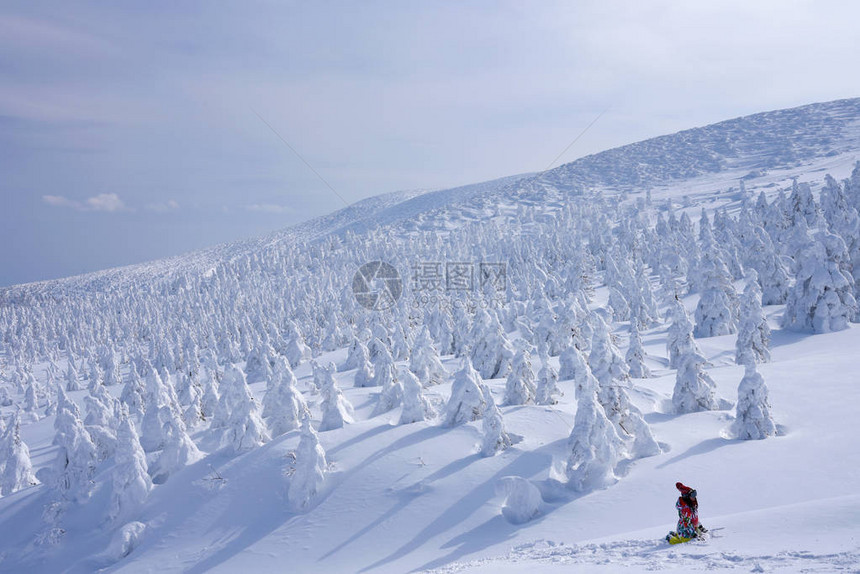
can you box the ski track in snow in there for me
[422,539,860,573]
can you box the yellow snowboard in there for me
[666,534,694,545]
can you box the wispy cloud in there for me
[42,193,128,212]
[146,199,180,212]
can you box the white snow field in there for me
[2,98,860,574]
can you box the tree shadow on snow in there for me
[147,437,299,574]
[358,442,565,573]
[414,515,521,573]
[655,437,738,469]
[320,452,483,561]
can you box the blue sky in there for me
[1,1,859,286]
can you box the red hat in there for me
[676,482,694,495]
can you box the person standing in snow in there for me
[666,482,707,543]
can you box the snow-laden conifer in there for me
[150,405,203,482]
[672,351,720,413]
[65,359,83,392]
[398,367,434,425]
[342,337,370,373]
[140,368,173,453]
[41,400,98,503]
[480,384,511,457]
[444,358,486,426]
[370,349,401,416]
[590,315,660,458]
[353,352,375,388]
[288,417,327,512]
[0,410,37,496]
[782,229,858,333]
[244,342,274,384]
[504,342,536,406]
[730,362,777,440]
[558,342,583,381]
[108,411,151,524]
[284,329,312,369]
[625,318,651,378]
[666,298,701,369]
[120,371,146,420]
[735,271,771,365]
[565,364,625,492]
[535,350,561,406]
[218,365,269,452]
[318,363,354,431]
[263,357,309,436]
[694,250,738,337]
[409,327,446,387]
[468,309,514,379]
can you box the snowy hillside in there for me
[1,98,860,574]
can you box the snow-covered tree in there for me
[318,363,354,431]
[244,343,274,384]
[370,349,402,417]
[504,342,536,405]
[398,367,435,425]
[469,309,514,379]
[730,362,777,440]
[353,353,375,388]
[782,229,857,333]
[409,327,446,387]
[199,367,220,421]
[288,417,327,513]
[565,366,626,492]
[342,337,370,372]
[558,333,588,381]
[65,359,83,392]
[218,365,270,452]
[625,318,651,378]
[0,410,37,496]
[40,399,98,503]
[590,314,660,458]
[108,412,152,524]
[284,329,312,369]
[735,271,771,365]
[262,357,309,436]
[140,368,174,453]
[534,351,561,406]
[150,405,202,483]
[666,298,701,369]
[672,351,720,413]
[480,384,511,457]
[693,249,738,337]
[588,315,629,386]
[444,358,486,426]
[120,371,146,420]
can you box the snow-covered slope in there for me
[1,98,860,574]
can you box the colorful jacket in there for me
[676,497,699,538]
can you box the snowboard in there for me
[666,533,695,545]
[665,526,714,545]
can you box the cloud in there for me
[42,193,128,212]
[244,203,293,214]
[85,193,125,211]
[146,199,180,212]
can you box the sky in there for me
[1,1,859,287]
